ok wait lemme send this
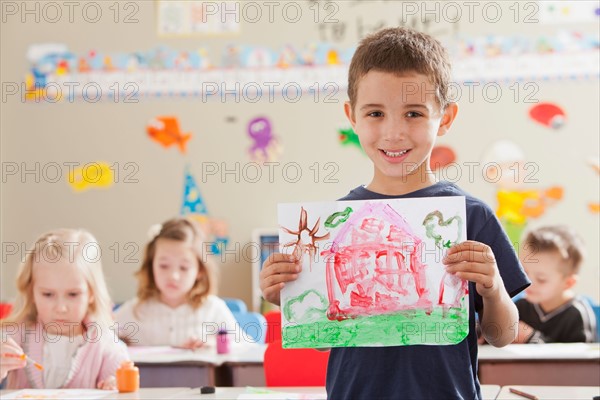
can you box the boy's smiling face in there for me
[345,70,458,195]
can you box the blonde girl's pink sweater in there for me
[4,322,128,389]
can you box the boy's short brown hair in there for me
[347,27,452,111]
[523,225,586,274]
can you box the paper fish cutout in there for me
[529,103,566,129]
[338,127,362,151]
[430,146,456,170]
[147,116,191,154]
[68,162,114,192]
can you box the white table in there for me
[106,387,192,399]
[496,385,600,400]
[481,385,501,400]
[127,343,266,387]
[0,385,503,399]
[169,387,326,399]
[161,385,502,399]
[478,343,600,386]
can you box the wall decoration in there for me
[430,146,457,170]
[22,30,598,102]
[538,1,600,24]
[181,167,229,255]
[588,156,600,214]
[247,116,281,162]
[528,102,566,129]
[67,162,114,192]
[278,196,468,348]
[146,116,192,154]
[481,140,563,244]
[338,127,363,153]
[157,1,241,37]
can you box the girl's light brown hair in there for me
[347,27,452,111]
[1,229,113,328]
[135,217,216,309]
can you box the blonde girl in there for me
[114,217,237,348]
[0,229,128,389]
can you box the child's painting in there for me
[278,196,468,348]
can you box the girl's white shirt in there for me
[113,295,238,347]
[43,333,85,388]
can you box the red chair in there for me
[264,339,329,386]
[264,310,282,344]
[0,303,13,319]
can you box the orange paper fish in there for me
[146,117,191,154]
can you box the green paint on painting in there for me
[282,304,469,348]
[283,289,329,323]
[324,207,353,228]
[422,211,464,249]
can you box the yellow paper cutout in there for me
[67,162,114,192]
[588,156,599,214]
[496,187,564,225]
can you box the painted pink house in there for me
[321,202,432,321]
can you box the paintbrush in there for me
[3,352,44,370]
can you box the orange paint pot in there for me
[116,360,139,393]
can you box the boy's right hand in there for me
[259,253,301,306]
[1,338,26,380]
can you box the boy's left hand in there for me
[443,240,501,298]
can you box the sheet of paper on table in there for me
[1,389,116,399]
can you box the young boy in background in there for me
[260,27,530,399]
[515,225,597,343]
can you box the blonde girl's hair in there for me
[1,229,114,329]
[135,217,217,310]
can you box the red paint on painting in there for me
[321,202,432,320]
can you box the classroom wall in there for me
[1,1,599,308]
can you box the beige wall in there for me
[1,1,598,309]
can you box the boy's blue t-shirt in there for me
[326,181,530,400]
